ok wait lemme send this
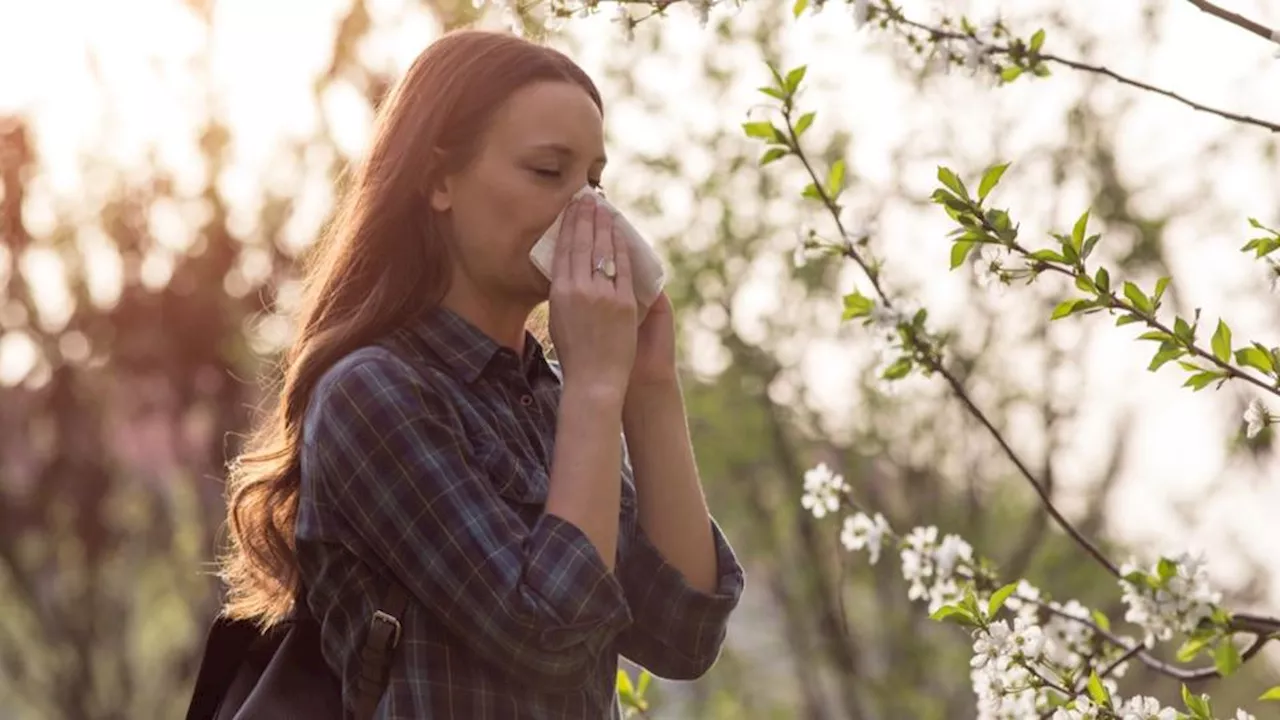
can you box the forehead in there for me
[485,80,606,164]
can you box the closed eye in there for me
[531,168,605,193]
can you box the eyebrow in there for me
[530,141,607,166]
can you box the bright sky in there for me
[2,0,1279,621]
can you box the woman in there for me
[217,28,745,719]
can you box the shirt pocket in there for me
[478,443,549,513]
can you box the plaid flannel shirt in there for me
[295,306,745,719]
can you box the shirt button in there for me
[520,394,534,407]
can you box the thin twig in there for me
[1010,252,1280,399]
[779,107,1123,579]
[884,13,1280,135]
[1183,0,1276,42]
[1030,595,1273,682]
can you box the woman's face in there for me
[431,80,606,307]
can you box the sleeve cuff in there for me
[525,513,634,653]
[620,517,745,659]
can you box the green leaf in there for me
[1174,316,1194,343]
[1176,635,1213,662]
[742,121,779,141]
[1070,210,1090,252]
[1090,609,1111,632]
[951,240,976,270]
[1148,346,1185,371]
[929,604,979,626]
[802,183,824,201]
[794,111,815,136]
[930,188,968,213]
[1029,28,1046,53]
[1081,233,1101,262]
[937,166,969,201]
[1028,249,1066,263]
[1138,330,1174,343]
[1156,557,1177,582]
[1123,281,1152,314]
[826,159,846,197]
[999,66,1023,83]
[636,670,651,698]
[1085,670,1109,705]
[842,292,874,320]
[784,65,807,94]
[1181,684,1213,718]
[977,162,1009,202]
[616,669,635,697]
[1260,685,1280,701]
[759,147,787,166]
[1211,319,1232,363]
[1213,639,1242,676]
[1241,236,1280,257]
[1115,315,1141,327]
[1182,371,1220,391]
[758,85,787,100]
[1051,299,1089,320]
[1236,345,1275,374]
[1153,276,1171,304]
[792,0,808,18]
[1094,266,1110,293]
[986,582,1019,619]
[882,357,913,380]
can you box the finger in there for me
[571,195,597,284]
[609,218,634,302]
[551,199,579,284]
[590,202,615,288]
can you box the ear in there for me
[429,176,453,213]
[427,148,453,212]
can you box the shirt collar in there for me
[408,306,556,385]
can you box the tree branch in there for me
[1183,0,1276,43]
[883,12,1280,135]
[778,105,1123,578]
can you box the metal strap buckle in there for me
[371,610,402,649]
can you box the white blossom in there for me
[1050,697,1101,720]
[852,0,869,28]
[690,0,712,26]
[800,462,846,518]
[974,244,1006,291]
[793,239,826,268]
[612,4,636,41]
[1244,397,1269,439]
[1115,695,1178,720]
[899,526,972,613]
[840,511,891,563]
[868,302,905,330]
[1119,552,1222,647]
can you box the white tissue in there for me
[529,185,666,312]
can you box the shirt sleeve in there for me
[615,517,745,679]
[304,350,633,691]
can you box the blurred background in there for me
[1,0,1278,717]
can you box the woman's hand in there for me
[629,291,679,390]
[548,193,637,399]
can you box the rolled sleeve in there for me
[305,351,632,691]
[616,517,745,679]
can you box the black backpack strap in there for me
[350,580,411,720]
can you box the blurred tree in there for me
[1,0,1276,718]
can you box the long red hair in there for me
[218,29,603,628]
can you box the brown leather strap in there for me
[351,581,411,720]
